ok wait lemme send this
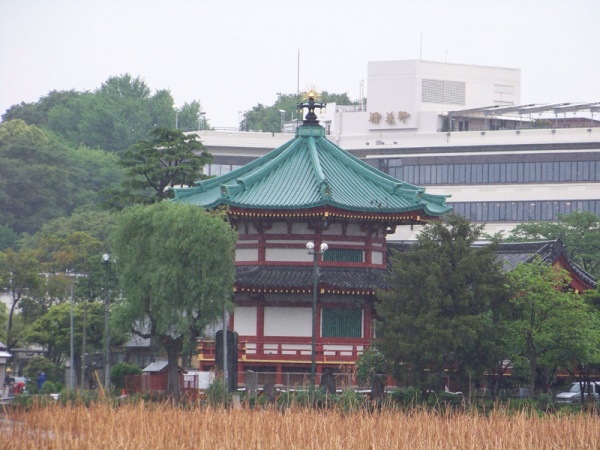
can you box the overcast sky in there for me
[2,0,599,128]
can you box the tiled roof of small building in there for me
[493,239,597,289]
[142,359,168,373]
[389,239,597,290]
[173,125,451,218]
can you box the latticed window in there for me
[322,248,365,263]
[321,308,362,338]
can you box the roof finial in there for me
[297,87,326,126]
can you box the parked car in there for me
[555,382,600,403]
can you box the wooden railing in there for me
[198,339,370,365]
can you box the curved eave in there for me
[175,177,452,217]
[223,199,451,216]
[227,205,445,225]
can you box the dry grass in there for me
[2,402,599,449]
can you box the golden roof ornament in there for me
[297,86,326,126]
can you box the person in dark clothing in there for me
[3,371,12,395]
[37,371,46,390]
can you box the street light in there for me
[199,111,206,131]
[66,270,75,390]
[102,253,111,391]
[306,241,328,385]
[279,109,286,132]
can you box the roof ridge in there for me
[307,136,332,201]
[231,138,303,193]
[319,137,427,199]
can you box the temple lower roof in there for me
[234,265,388,295]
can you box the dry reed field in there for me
[2,402,600,449]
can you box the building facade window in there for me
[321,308,362,338]
[322,249,365,263]
[207,164,243,177]
[451,200,600,222]
[387,160,600,185]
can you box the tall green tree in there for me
[504,211,600,279]
[21,231,105,329]
[111,202,237,401]
[2,74,186,153]
[23,210,115,250]
[0,248,42,350]
[22,301,105,371]
[105,127,211,209]
[242,91,357,133]
[505,258,600,396]
[176,101,208,132]
[17,214,114,328]
[376,215,510,394]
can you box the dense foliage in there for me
[2,75,205,152]
[0,120,123,235]
[503,211,600,279]
[504,258,600,395]
[376,215,510,394]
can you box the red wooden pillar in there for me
[257,304,265,356]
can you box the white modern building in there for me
[190,59,600,239]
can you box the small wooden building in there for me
[125,359,188,394]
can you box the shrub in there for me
[205,378,230,407]
[40,381,57,394]
[110,362,142,391]
[338,389,367,412]
[390,387,422,406]
[356,349,388,387]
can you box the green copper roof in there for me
[173,126,451,216]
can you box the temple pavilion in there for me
[173,94,452,385]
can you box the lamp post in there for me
[199,111,206,131]
[68,273,75,390]
[102,253,111,391]
[65,269,77,390]
[279,109,285,132]
[306,241,328,385]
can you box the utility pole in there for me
[70,282,75,390]
[102,254,111,392]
